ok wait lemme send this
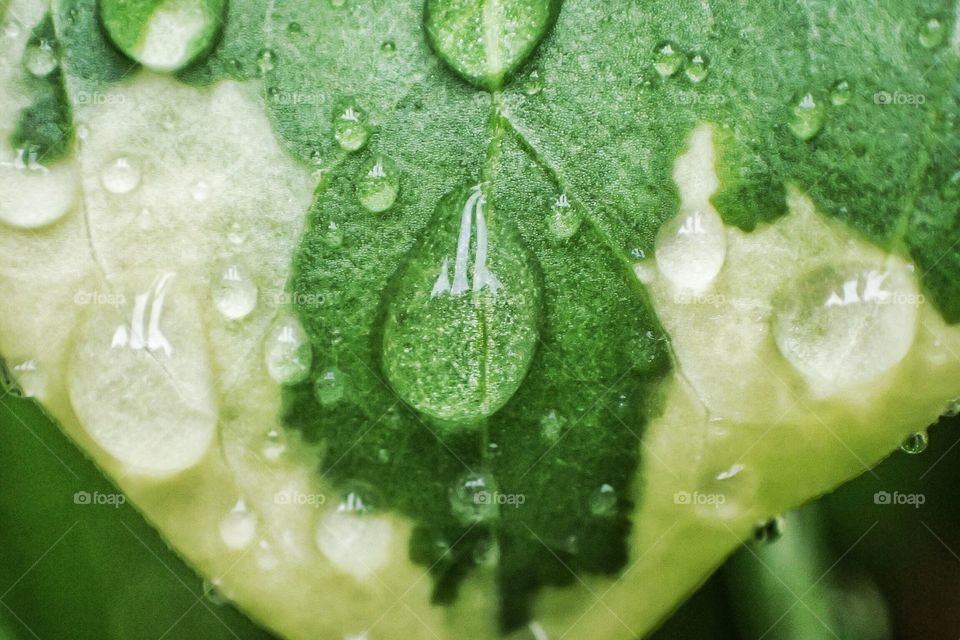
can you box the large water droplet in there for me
[314,367,346,406]
[356,155,400,213]
[0,152,78,229]
[547,192,581,241]
[589,483,618,517]
[424,0,556,90]
[333,99,371,152]
[449,471,498,524]
[381,184,541,423]
[23,40,58,77]
[919,17,946,49]
[101,156,141,194]
[773,263,919,391]
[653,41,683,78]
[99,0,226,71]
[264,315,312,384]
[655,207,726,291]
[316,509,393,578]
[830,80,852,106]
[901,431,929,455]
[788,92,826,141]
[212,265,258,320]
[684,52,709,83]
[219,499,258,550]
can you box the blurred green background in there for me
[1,390,958,640]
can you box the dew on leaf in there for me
[333,99,371,152]
[325,221,344,247]
[945,398,960,417]
[381,184,541,423]
[212,265,258,320]
[522,70,544,96]
[219,499,257,550]
[900,431,929,455]
[654,208,726,291]
[589,483,618,517]
[694,462,759,520]
[356,155,400,213]
[101,156,141,194]
[2,18,21,38]
[653,41,683,78]
[540,410,567,440]
[189,179,210,202]
[380,40,396,56]
[264,315,312,385]
[830,79,852,106]
[788,92,826,141]
[256,48,276,74]
[450,471,498,524]
[255,539,280,570]
[314,367,346,406]
[287,21,302,34]
[919,17,946,49]
[261,428,288,462]
[23,40,58,77]
[202,579,230,606]
[547,192,581,241]
[227,222,247,245]
[684,52,709,83]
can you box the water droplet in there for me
[226,57,243,76]
[694,462,759,520]
[547,193,581,241]
[830,79,852,106]
[380,40,396,56]
[261,428,287,461]
[449,471,498,524]
[788,92,826,141]
[202,578,230,606]
[653,41,683,78]
[423,0,555,90]
[3,19,21,38]
[76,123,90,140]
[227,222,246,245]
[540,410,567,441]
[522,70,544,96]
[7,359,47,398]
[381,184,542,423]
[265,315,312,384]
[337,484,377,514]
[314,367,346,406]
[945,398,960,417]
[212,265,258,320]
[655,207,726,291]
[684,52,709,83]
[219,499,257,550]
[356,155,400,213]
[189,179,210,202]
[919,17,946,49]
[23,41,58,77]
[316,509,393,578]
[287,21,302,34]
[377,447,390,463]
[753,516,785,543]
[773,263,919,391]
[324,221,344,247]
[255,539,280,570]
[901,431,929,454]
[101,156,141,194]
[333,99,370,152]
[256,48,275,74]
[589,483,618,517]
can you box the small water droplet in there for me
[901,431,929,454]
[265,315,312,384]
[449,471,498,524]
[101,156,141,194]
[212,265,258,320]
[540,410,567,441]
[380,40,396,56]
[945,398,960,417]
[788,92,826,141]
[655,208,726,291]
[76,123,90,140]
[7,359,47,398]
[189,179,210,202]
[356,155,400,213]
[314,367,346,406]
[226,57,243,76]
[287,21,302,35]
[325,221,344,247]
[830,79,852,106]
[753,516,785,543]
[919,17,946,49]
[255,539,280,570]
[202,578,231,606]
[333,99,370,152]
[546,193,581,241]
[694,462,758,520]
[3,19,21,38]
[653,41,683,78]
[377,447,390,463]
[23,41,58,77]
[219,499,257,550]
[589,483,618,517]
[522,70,543,96]
[261,428,287,461]
[227,222,246,245]
[684,52,709,83]
[256,48,275,74]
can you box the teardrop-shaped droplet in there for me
[212,265,258,320]
[264,315,312,384]
[547,192,581,241]
[314,366,346,406]
[830,79,852,106]
[919,17,946,49]
[788,92,826,141]
[100,0,226,71]
[424,0,558,90]
[333,98,370,152]
[900,431,929,455]
[261,427,288,462]
[381,183,541,423]
[684,52,709,83]
[219,499,258,550]
[227,222,247,245]
[540,409,567,440]
[101,156,141,194]
[653,41,683,78]
[589,483,618,517]
[256,48,276,74]
[752,515,785,543]
[23,40,58,77]
[356,155,400,213]
[655,207,726,291]
[0,152,78,229]
[449,471,498,524]
[773,263,919,391]
[380,40,396,57]
[6,359,48,398]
